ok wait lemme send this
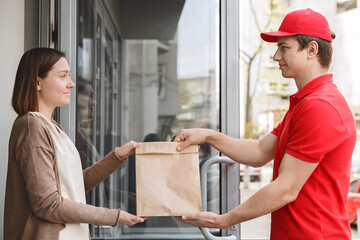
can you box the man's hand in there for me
[178,211,229,229]
[174,128,214,151]
[117,210,146,226]
[114,141,141,162]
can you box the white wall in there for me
[0,0,24,236]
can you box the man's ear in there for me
[307,41,318,59]
[37,76,42,91]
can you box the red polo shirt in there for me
[270,74,356,240]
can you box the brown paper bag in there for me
[135,142,202,216]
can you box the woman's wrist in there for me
[114,147,127,162]
[114,209,121,226]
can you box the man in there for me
[174,8,356,239]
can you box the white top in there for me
[29,112,89,240]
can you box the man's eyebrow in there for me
[277,42,287,47]
[58,69,71,73]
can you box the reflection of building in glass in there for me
[175,71,218,159]
[176,73,217,127]
[77,0,220,237]
[124,39,179,142]
[103,0,185,143]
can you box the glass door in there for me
[58,0,240,238]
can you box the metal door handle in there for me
[199,156,237,240]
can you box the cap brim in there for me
[261,31,297,42]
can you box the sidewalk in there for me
[240,165,272,238]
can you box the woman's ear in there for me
[307,41,318,59]
[36,76,42,91]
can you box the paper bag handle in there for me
[199,156,237,240]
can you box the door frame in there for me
[219,0,240,238]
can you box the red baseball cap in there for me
[261,8,333,43]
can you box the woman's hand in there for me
[117,210,146,226]
[114,141,141,162]
[174,128,214,151]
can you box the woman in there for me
[4,47,144,240]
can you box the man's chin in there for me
[281,72,292,79]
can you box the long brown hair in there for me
[12,47,65,115]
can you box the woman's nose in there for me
[68,78,75,88]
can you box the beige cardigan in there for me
[4,113,125,240]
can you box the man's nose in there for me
[273,51,280,62]
[273,49,281,62]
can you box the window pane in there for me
[76,0,219,238]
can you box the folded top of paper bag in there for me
[136,142,198,155]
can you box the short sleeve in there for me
[271,121,283,136]
[286,99,350,163]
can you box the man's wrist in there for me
[217,213,231,229]
[205,129,218,144]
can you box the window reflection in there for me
[76,0,219,238]
[76,79,97,170]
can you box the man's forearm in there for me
[221,152,318,228]
[205,130,274,167]
[221,179,293,228]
